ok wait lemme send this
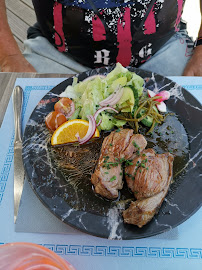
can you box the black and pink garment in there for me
[32,0,185,68]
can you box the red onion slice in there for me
[94,106,118,121]
[75,106,118,144]
[99,86,124,107]
[76,115,97,145]
[83,75,106,82]
[99,87,120,106]
[96,119,102,127]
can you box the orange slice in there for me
[51,119,100,145]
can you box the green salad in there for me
[60,63,144,131]
[59,62,170,137]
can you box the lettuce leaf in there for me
[60,63,144,131]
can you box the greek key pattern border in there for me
[43,244,202,259]
[182,85,202,90]
[0,243,201,259]
[0,85,54,205]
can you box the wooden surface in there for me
[0,73,72,127]
[5,0,36,52]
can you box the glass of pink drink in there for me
[0,242,76,270]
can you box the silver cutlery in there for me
[12,86,24,223]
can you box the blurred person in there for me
[0,0,202,76]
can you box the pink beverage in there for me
[0,242,76,270]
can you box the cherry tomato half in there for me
[54,97,75,118]
[45,111,67,131]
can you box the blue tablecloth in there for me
[0,76,202,270]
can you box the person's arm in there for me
[183,0,202,76]
[0,0,36,72]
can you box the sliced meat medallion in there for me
[125,148,155,193]
[125,151,173,199]
[123,152,174,227]
[91,155,122,199]
[123,187,169,228]
[91,129,147,199]
[100,129,147,160]
[123,134,148,160]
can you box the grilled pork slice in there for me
[123,134,148,160]
[123,152,174,227]
[122,187,169,228]
[100,129,147,160]
[91,153,123,199]
[125,149,155,193]
[125,151,173,200]
[91,129,147,199]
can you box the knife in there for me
[12,86,24,224]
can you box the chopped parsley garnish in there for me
[103,161,119,169]
[125,173,132,177]
[125,160,133,166]
[110,176,116,182]
[141,159,148,164]
[133,141,140,149]
[103,156,110,163]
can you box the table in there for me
[0,72,202,270]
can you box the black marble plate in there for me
[22,66,202,239]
